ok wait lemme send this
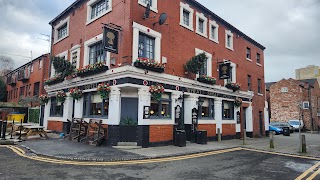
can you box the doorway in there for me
[119,97,139,142]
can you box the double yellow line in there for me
[0,145,242,166]
[295,162,320,180]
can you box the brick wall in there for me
[198,124,216,137]
[149,125,173,143]
[222,124,236,136]
[47,120,64,132]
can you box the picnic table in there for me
[16,125,49,140]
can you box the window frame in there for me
[138,33,156,60]
[225,30,234,51]
[70,44,81,69]
[138,0,158,13]
[180,2,194,31]
[50,97,64,117]
[199,98,215,120]
[247,75,252,91]
[86,0,112,25]
[209,20,219,44]
[257,53,261,64]
[195,48,212,78]
[258,79,262,94]
[57,23,68,40]
[150,93,172,119]
[246,47,251,60]
[196,12,208,38]
[33,82,40,96]
[222,101,234,120]
[83,92,109,118]
[53,16,70,44]
[303,101,309,110]
[88,41,105,65]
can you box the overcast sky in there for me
[0,0,319,82]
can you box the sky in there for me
[0,0,319,82]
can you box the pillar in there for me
[214,98,223,133]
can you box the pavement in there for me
[2,131,320,161]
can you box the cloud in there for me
[197,0,320,82]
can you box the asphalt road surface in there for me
[0,147,319,180]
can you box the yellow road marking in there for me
[295,162,320,180]
[306,167,320,180]
[242,148,320,161]
[1,145,242,166]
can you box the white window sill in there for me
[258,93,264,96]
[222,120,237,124]
[196,31,208,38]
[209,37,219,44]
[53,35,69,45]
[225,46,234,51]
[256,63,262,67]
[246,58,252,62]
[180,23,194,32]
[86,8,112,26]
[138,1,158,13]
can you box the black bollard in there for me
[0,120,2,137]
[1,121,7,140]
[10,119,14,139]
[18,119,23,141]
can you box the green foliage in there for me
[52,56,75,78]
[185,52,207,74]
[120,117,138,126]
[28,108,40,123]
[0,78,6,101]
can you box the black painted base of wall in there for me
[149,141,173,147]
[236,132,241,139]
[265,131,270,137]
[221,135,237,140]
[185,124,192,141]
[137,126,149,148]
[107,125,119,146]
[246,132,253,138]
[63,122,70,134]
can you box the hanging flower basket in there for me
[225,82,241,92]
[39,94,49,105]
[69,88,83,100]
[56,90,67,103]
[197,75,217,85]
[149,84,165,101]
[74,62,109,77]
[97,83,111,99]
[134,58,165,73]
[234,97,243,107]
[44,73,64,85]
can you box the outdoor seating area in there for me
[65,118,107,146]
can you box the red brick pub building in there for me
[45,0,268,147]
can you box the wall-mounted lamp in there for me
[175,94,184,103]
[197,98,204,106]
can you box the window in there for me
[281,87,288,93]
[180,2,194,31]
[141,0,152,6]
[150,93,171,119]
[89,41,104,64]
[39,59,42,69]
[183,10,190,26]
[246,47,251,59]
[19,87,24,97]
[199,99,215,119]
[71,51,78,67]
[227,66,233,83]
[139,33,155,60]
[209,20,220,44]
[258,79,262,94]
[91,0,109,19]
[83,92,109,117]
[33,82,40,96]
[196,12,207,37]
[50,97,64,117]
[28,84,31,96]
[30,63,34,73]
[247,75,252,91]
[199,59,207,76]
[138,0,158,12]
[257,53,261,64]
[303,101,309,109]
[25,85,28,96]
[225,30,234,50]
[87,0,112,24]
[223,101,234,120]
[198,19,204,33]
[57,24,68,40]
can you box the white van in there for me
[288,120,304,131]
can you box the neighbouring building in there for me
[296,65,320,85]
[269,78,320,131]
[5,54,50,107]
[44,0,267,147]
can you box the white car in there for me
[288,120,304,131]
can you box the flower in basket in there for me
[39,94,49,105]
[69,88,83,100]
[234,97,242,107]
[56,90,67,103]
[75,61,107,76]
[226,82,241,91]
[198,75,217,85]
[97,83,111,99]
[44,73,63,85]
[149,84,165,101]
[135,58,165,69]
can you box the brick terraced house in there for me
[44,0,268,147]
[5,54,50,107]
[269,78,320,131]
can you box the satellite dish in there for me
[153,13,167,26]
[143,3,151,19]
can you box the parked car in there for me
[270,122,294,133]
[288,120,304,132]
[269,125,283,135]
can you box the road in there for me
[0,146,319,180]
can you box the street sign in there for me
[103,26,119,54]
